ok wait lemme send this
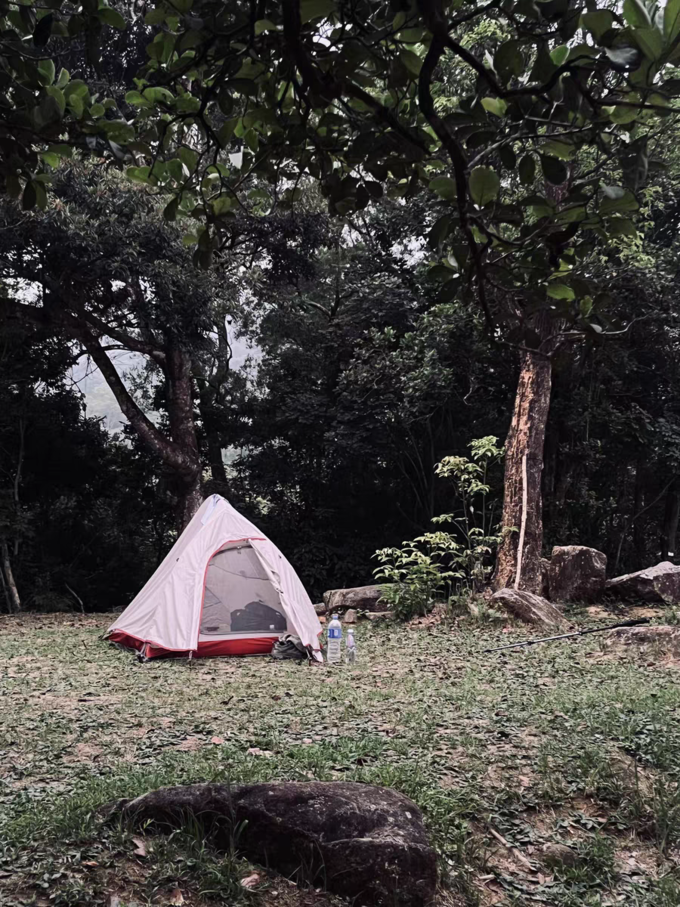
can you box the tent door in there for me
[199,542,290,639]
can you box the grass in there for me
[1,607,680,906]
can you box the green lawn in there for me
[2,608,680,907]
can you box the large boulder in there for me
[323,584,390,613]
[605,561,680,604]
[604,624,680,658]
[115,781,436,907]
[492,589,569,629]
[548,545,607,602]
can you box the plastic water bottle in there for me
[327,613,342,664]
[345,628,356,664]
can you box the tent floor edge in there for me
[107,629,279,659]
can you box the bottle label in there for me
[328,628,342,639]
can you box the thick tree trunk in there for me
[1,542,21,612]
[494,347,552,593]
[166,341,203,527]
[176,472,205,529]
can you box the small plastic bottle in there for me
[327,613,342,664]
[345,628,356,664]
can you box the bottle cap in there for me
[332,613,339,620]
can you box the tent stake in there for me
[484,617,651,654]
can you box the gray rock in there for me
[492,589,570,629]
[539,558,551,599]
[548,545,607,602]
[115,781,437,907]
[604,624,680,657]
[313,602,326,616]
[605,561,680,604]
[323,584,390,613]
[541,843,578,868]
[343,608,357,624]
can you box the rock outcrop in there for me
[548,545,607,602]
[115,781,437,907]
[492,589,569,629]
[323,584,390,613]
[605,561,680,604]
[604,624,680,658]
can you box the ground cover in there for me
[1,607,680,906]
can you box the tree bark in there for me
[494,347,553,593]
[1,542,21,612]
[166,340,203,527]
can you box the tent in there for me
[106,495,322,660]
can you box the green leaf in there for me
[607,103,639,124]
[399,49,422,76]
[299,0,335,23]
[623,0,652,28]
[45,85,65,117]
[481,97,507,117]
[541,139,573,160]
[429,214,451,248]
[90,102,105,117]
[550,45,569,66]
[40,152,60,168]
[607,216,638,237]
[163,197,179,221]
[255,18,277,34]
[126,166,151,183]
[634,26,664,61]
[178,146,198,171]
[125,90,148,107]
[469,166,500,206]
[599,187,639,214]
[582,10,614,39]
[429,176,457,201]
[67,93,84,118]
[494,41,523,81]
[213,195,236,215]
[540,155,568,185]
[665,0,680,41]
[98,6,126,29]
[547,283,575,300]
[38,58,56,85]
[47,143,73,158]
[518,154,535,186]
[22,180,37,210]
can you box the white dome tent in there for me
[106,495,322,661]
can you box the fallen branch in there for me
[488,827,534,871]
[484,617,651,653]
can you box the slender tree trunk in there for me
[1,542,21,612]
[494,346,553,593]
[632,456,645,568]
[662,479,680,561]
[206,429,228,487]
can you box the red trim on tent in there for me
[108,629,278,659]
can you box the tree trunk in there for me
[494,347,553,593]
[662,479,680,561]
[176,472,205,529]
[166,341,203,527]
[1,542,21,612]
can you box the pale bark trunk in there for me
[494,348,553,593]
[1,542,21,612]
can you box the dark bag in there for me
[230,600,286,632]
